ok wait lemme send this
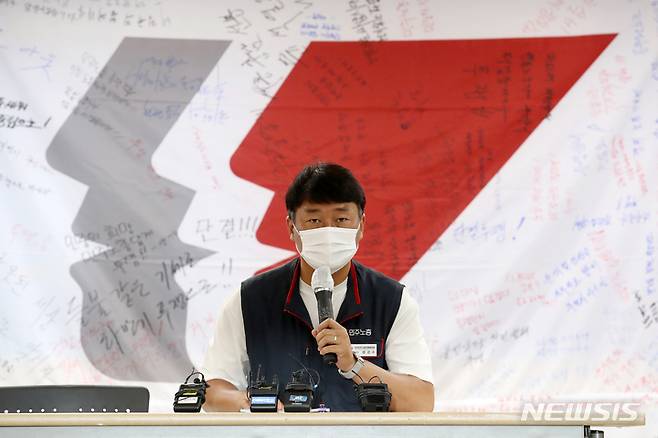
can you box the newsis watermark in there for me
[521,401,642,422]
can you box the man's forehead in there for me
[297,201,358,213]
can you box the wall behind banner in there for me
[1,0,656,434]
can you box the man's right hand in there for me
[203,378,249,412]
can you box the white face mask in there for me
[294,225,360,273]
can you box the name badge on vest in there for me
[351,343,377,357]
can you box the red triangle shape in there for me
[231,35,616,280]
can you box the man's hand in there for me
[312,319,434,411]
[203,379,250,412]
[312,319,356,371]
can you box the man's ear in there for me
[286,215,295,241]
[357,213,365,241]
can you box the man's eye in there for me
[337,217,350,222]
[307,218,321,223]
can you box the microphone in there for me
[312,265,337,366]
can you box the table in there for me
[0,411,646,438]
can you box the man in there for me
[202,163,434,411]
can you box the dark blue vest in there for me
[241,258,403,411]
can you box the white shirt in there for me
[201,278,434,389]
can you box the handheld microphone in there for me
[312,265,337,366]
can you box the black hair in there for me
[285,163,366,219]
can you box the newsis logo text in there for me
[521,402,641,422]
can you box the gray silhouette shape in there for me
[46,38,230,381]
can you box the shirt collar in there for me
[283,258,363,330]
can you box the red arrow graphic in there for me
[232,35,616,280]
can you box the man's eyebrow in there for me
[302,204,352,213]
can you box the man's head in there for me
[285,163,366,273]
[285,163,366,224]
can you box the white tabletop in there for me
[0,411,646,427]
